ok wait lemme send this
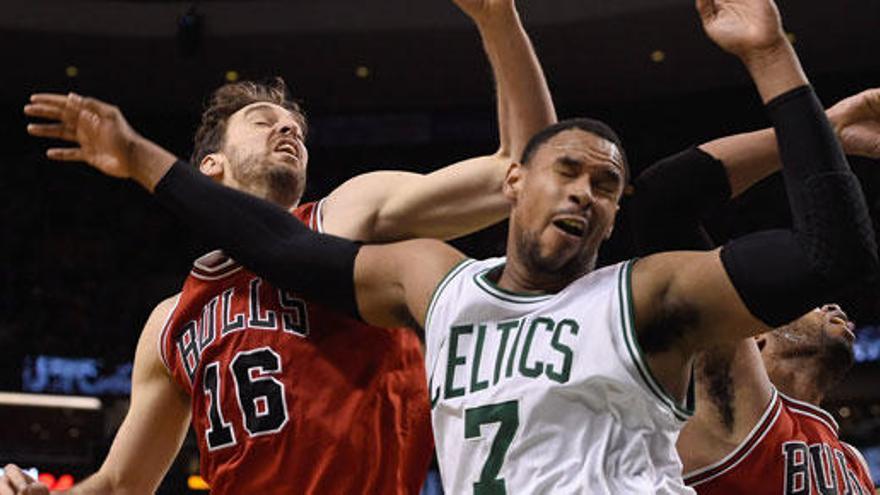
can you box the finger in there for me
[26,124,69,140]
[62,93,83,126]
[3,466,30,492]
[0,478,15,495]
[80,96,116,118]
[23,485,48,495]
[23,104,63,121]
[29,93,68,105]
[46,148,85,162]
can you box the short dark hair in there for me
[519,118,629,180]
[191,77,307,165]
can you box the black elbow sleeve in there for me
[155,161,363,319]
[720,86,878,327]
[630,147,729,254]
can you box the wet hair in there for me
[519,118,629,180]
[190,77,307,165]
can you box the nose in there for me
[821,303,842,314]
[278,123,294,135]
[568,179,595,209]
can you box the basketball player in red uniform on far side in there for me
[3,0,556,493]
[626,85,880,494]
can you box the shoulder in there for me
[140,294,182,373]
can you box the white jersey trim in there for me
[778,391,839,434]
[313,197,327,233]
[158,294,183,374]
[472,262,554,304]
[618,259,694,421]
[683,388,783,486]
[425,258,477,332]
[190,250,244,281]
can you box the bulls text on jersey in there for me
[175,277,309,385]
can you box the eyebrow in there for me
[243,104,279,118]
[557,156,583,168]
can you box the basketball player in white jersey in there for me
[22,0,880,493]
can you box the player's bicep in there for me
[321,171,423,241]
[633,250,770,354]
[354,240,466,333]
[96,298,191,493]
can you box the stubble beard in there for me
[775,323,855,393]
[231,154,305,208]
[515,228,595,287]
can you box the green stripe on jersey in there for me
[473,263,554,304]
[425,258,477,332]
[618,260,694,421]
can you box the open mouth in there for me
[274,143,298,160]
[553,218,586,238]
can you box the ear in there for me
[604,204,621,240]
[503,162,524,203]
[200,153,225,181]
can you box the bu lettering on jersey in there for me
[159,201,433,495]
[684,389,876,495]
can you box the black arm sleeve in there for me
[630,147,730,254]
[154,161,362,318]
[720,86,879,326]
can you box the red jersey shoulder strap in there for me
[778,391,840,436]
[684,388,784,487]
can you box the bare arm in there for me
[68,297,191,494]
[676,339,773,472]
[353,239,467,331]
[628,0,877,404]
[700,88,880,197]
[320,0,556,242]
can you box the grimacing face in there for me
[207,101,309,207]
[760,304,856,385]
[505,129,625,282]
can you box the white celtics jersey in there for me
[424,258,695,495]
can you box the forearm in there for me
[475,7,556,159]
[61,474,116,495]
[154,162,361,315]
[720,86,878,326]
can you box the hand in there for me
[25,93,141,178]
[827,88,880,159]
[0,465,49,495]
[452,0,514,26]
[696,0,786,60]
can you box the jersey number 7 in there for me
[465,400,520,495]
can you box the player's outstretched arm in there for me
[631,88,880,256]
[71,297,191,494]
[318,0,556,243]
[629,0,878,401]
[0,298,192,495]
[155,161,464,331]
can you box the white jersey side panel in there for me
[425,258,694,495]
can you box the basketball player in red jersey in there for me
[679,308,876,494]
[3,1,556,493]
[626,90,880,494]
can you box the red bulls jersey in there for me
[160,201,433,495]
[684,388,875,495]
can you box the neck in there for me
[498,234,594,294]
[766,357,825,406]
[226,176,300,209]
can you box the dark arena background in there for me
[1,0,879,493]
